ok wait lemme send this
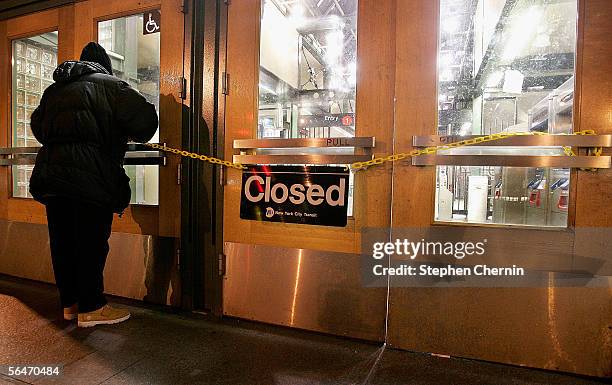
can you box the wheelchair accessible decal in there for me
[240,165,350,227]
[143,10,161,35]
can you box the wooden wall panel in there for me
[73,1,93,53]
[0,20,8,220]
[5,8,58,38]
[387,0,612,377]
[389,0,438,228]
[351,0,396,250]
[157,0,183,238]
[569,0,612,375]
[223,0,266,248]
[58,5,75,63]
[90,0,161,20]
[574,0,612,228]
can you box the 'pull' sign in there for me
[240,165,349,227]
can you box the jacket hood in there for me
[80,42,113,75]
[53,61,111,82]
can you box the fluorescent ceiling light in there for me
[347,61,356,74]
[290,3,306,26]
[440,69,454,82]
[347,61,357,86]
[259,83,277,95]
[325,30,343,64]
[292,4,305,18]
[502,69,524,94]
[439,53,453,69]
[443,17,460,33]
[502,6,543,61]
[486,71,504,87]
[460,122,472,135]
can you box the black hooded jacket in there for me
[29,60,158,213]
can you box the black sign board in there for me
[143,10,161,35]
[298,113,355,128]
[240,165,349,227]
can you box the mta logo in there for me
[265,207,275,218]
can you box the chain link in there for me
[142,130,600,172]
[143,143,247,170]
[348,130,600,171]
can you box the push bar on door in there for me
[233,136,375,165]
[411,134,611,169]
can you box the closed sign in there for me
[240,166,349,227]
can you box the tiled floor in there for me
[0,275,607,385]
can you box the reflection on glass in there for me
[435,0,577,227]
[12,32,58,198]
[99,13,160,205]
[258,0,358,139]
[258,0,358,216]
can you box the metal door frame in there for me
[181,0,227,314]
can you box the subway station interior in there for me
[0,0,611,384]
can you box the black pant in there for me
[46,197,113,313]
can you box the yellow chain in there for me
[143,143,247,170]
[142,129,601,172]
[348,130,600,171]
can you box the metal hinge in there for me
[221,72,229,95]
[181,0,189,13]
[218,253,226,276]
[224,0,230,5]
[179,77,187,100]
[177,163,182,185]
[176,248,181,270]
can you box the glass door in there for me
[98,13,161,206]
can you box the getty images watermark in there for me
[372,238,525,278]
[371,238,525,278]
[360,227,612,288]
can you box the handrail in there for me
[0,144,166,166]
[233,154,373,165]
[413,134,612,147]
[412,155,611,168]
[234,137,375,149]
[410,133,611,169]
[233,136,375,165]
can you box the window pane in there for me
[257,0,358,217]
[258,0,358,139]
[99,13,160,205]
[12,32,58,198]
[436,0,577,227]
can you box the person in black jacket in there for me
[29,42,158,327]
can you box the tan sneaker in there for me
[77,305,131,327]
[63,304,78,321]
